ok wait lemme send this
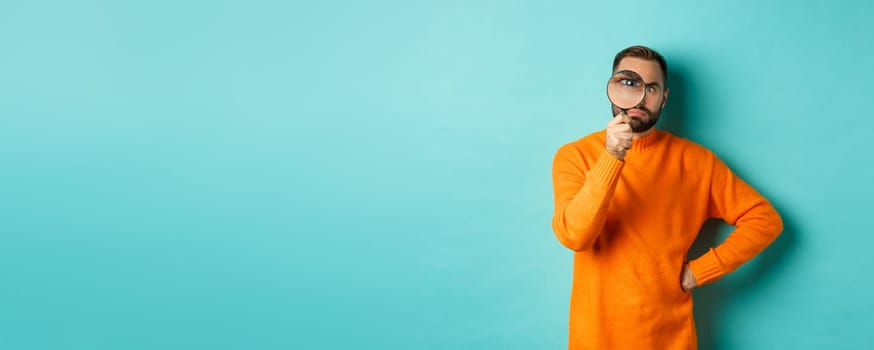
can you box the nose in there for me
[633,97,647,109]
[635,91,661,108]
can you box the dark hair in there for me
[612,45,668,85]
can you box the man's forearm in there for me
[552,149,625,251]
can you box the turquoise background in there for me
[2,1,872,349]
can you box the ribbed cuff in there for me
[588,149,624,184]
[688,248,726,286]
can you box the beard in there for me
[612,104,662,133]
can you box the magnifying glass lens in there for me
[607,70,646,110]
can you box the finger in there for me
[616,124,632,134]
[619,135,633,145]
[607,114,625,127]
[617,113,631,124]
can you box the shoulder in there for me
[553,130,606,170]
[556,130,605,155]
[661,131,716,160]
[658,131,726,176]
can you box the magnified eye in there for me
[619,78,640,87]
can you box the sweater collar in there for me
[631,129,664,151]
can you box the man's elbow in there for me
[551,216,595,252]
[768,208,784,238]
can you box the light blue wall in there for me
[2,1,872,349]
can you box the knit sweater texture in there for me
[551,129,783,349]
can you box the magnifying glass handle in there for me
[618,108,630,121]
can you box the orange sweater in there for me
[551,129,782,350]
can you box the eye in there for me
[645,86,657,93]
[620,78,640,87]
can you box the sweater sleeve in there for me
[551,145,624,251]
[688,154,783,286]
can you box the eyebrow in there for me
[645,81,662,89]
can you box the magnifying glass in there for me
[607,70,647,115]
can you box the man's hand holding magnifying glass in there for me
[605,69,649,160]
[606,114,633,160]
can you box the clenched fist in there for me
[606,114,633,160]
[681,264,698,292]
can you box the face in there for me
[611,57,669,133]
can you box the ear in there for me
[661,87,670,109]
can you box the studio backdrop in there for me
[1,1,872,349]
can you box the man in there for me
[550,45,783,349]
